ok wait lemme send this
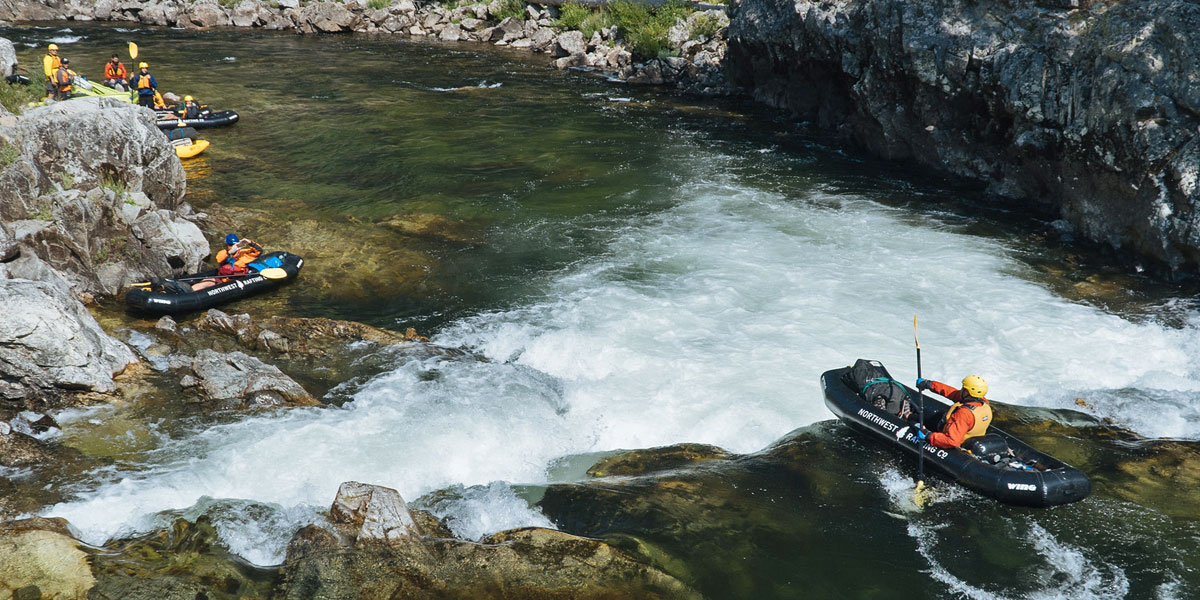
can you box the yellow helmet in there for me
[961,375,988,399]
[139,62,148,69]
[48,44,58,50]
[184,95,193,101]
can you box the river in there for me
[4,21,1200,599]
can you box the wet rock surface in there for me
[88,515,280,600]
[0,517,95,600]
[728,0,1200,277]
[278,481,701,600]
[180,348,319,408]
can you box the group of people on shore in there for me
[42,43,157,105]
[40,43,200,117]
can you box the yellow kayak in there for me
[173,139,210,158]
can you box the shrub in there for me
[689,13,723,39]
[367,0,390,9]
[491,0,526,22]
[555,1,592,30]
[580,10,615,38]
[59,170,75,190]
[607,0,693,59]
[0,79,43,114]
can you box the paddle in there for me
[912,316,930,508]
[131,267,287,286]
[129,42,138,60]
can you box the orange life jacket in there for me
[54,67,73,92]
[945,400,992,441]
[137,74,153,90]
[105,61,127,80]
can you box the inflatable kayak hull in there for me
[156,109,239,130]
[125,251,302,315]
[173,138,209,158]
[821,366,1090,507]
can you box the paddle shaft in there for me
[132,267,283,286]
[913,316,926,488]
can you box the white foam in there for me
[42,160,1200,565]
[910,520,1129,599]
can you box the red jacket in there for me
[924,380,990,449]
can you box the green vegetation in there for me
[689,12,722,39]
[555,1,592,30]
[605,0,693,59]
[0,80,43,114]
[0,142,17,168]
[491,0,526,22]
[59,170,75,190]
[368,0,391,9]
[554,2,615,38]
[31,204,52,221]
[100,174,127,197]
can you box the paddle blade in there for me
[129,42,138,59]
[913,480,930,509]
[260,267,288,280]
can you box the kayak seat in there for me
[965,434,1010,464]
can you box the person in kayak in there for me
[173,95,201,120]
[910,374,992,449]
[192,234,263,291]
[42,43,61,100]
[129,62,158,108]
[103,54,129,90]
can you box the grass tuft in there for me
[491,0,526,22]
[0,79,43,114]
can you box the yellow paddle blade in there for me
[260,267,288,280]
[913,480,930,509]
[129,42,138,59]
[130,282,150,287]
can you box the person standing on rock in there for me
[129,62,158,108]
[192,234,263,291]
[103,54,128,91]
[42,43,61,100]
[52,58,74,101]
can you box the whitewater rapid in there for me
[46,162,1200,566]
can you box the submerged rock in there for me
[587,442,733,477]
[0,517,95,600]
[88,515,280,600]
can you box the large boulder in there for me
[0,278,136,406]
[0,97,204,294]
[180,349,319,408]
[182,0,230,27]
[299,1,357,32]
[728,0,1200,277]
[0,37,15,78]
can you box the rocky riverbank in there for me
[727,0,1200,278]
[0,0,732,94]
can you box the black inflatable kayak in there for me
[156,109,239,130]
[125,251,302,315]
[821,365,1090,507]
